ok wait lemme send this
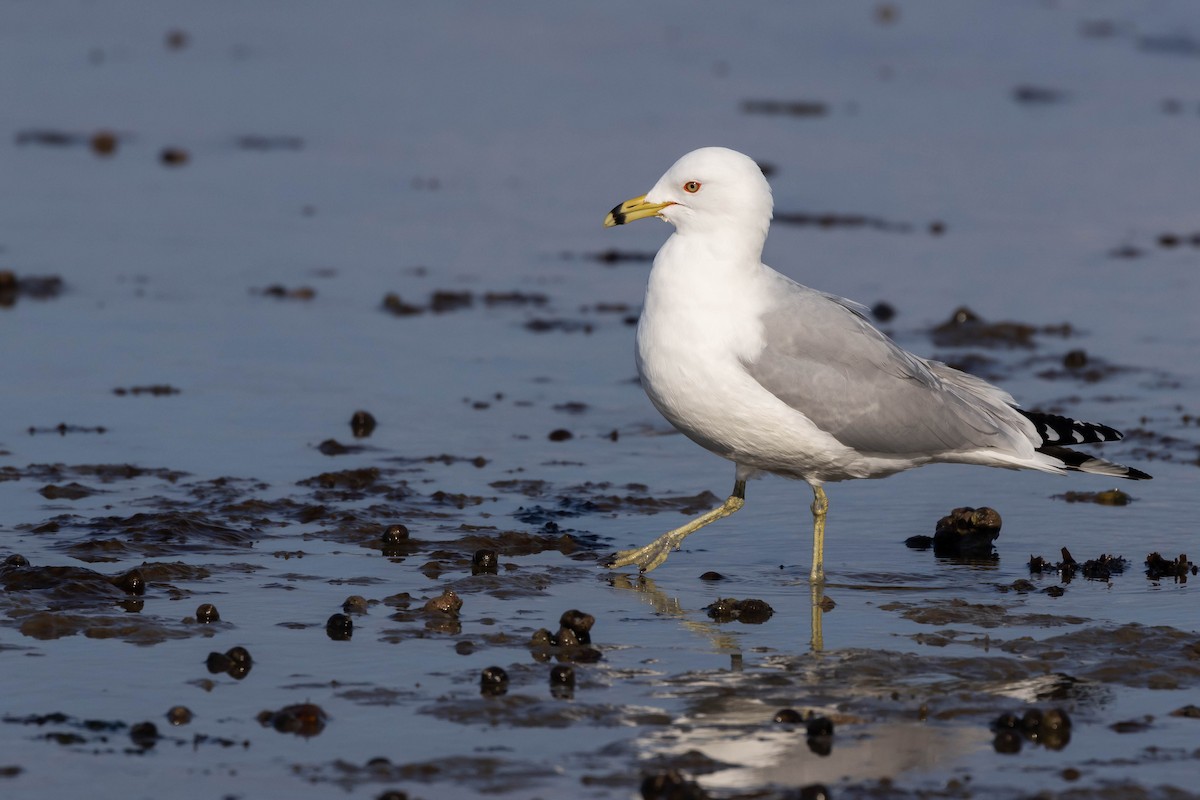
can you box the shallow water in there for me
[2,2,1199,799]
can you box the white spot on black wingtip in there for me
[1019,409,1125,447]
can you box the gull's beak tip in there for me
[604,194,671,229]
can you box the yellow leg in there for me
[810,581,825,653]
[606,480,746,573]
[810,484,828,584]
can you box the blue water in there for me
[2,2,1198,798]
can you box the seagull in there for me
[602,146,1150,583]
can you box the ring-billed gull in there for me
[603,147,1150,583]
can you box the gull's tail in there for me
[1019,410,1152,480]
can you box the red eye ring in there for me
[683,181,701,193]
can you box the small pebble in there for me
[471,549,498,575]
[113,569,146,595]
[1042,708,1071,731]
[559,609,595,643]
[774,708,803,724]
[806,716,834,737]
[640,770,706,800]
[4,554,29,567]
[382,523,409,544]
[225,646,253,679]
[164,29,189,50]
[993,729,1022,754]
[698,570,725,581]
[195,603,220,623]
[226,646,252,667]
[550,665,576,686]
[424,589,463,616]
[548,428,573,442]
[342,595,369,614]
[1062,349,1088,369]
[350,410,376,438]
[129,721,159,748]
[993,712,1020,730]
[326,613,353,641]
[550,664,575,699]
[795,786,831,800]
[90,130,117,157]
[205,652,232,673]
[165,706,193,726]
[260,703,327,737]
[160,147,190,166]
[480,666,509,696]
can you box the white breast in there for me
[634,237,859,479]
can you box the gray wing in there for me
[742,274,1035,457]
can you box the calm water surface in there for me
[2,2,1198,798]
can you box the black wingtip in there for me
[1038,445,1151,480]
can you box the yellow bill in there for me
[604,195,674,227]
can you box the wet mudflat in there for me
[2,3,1199,799]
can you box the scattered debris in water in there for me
[529,609,602,662]
[206,646,253,680]
[931,306,1072,348]
[316,438,367,456]
[563,248,655,265]
[740,98,829,117]
[1028,547,1128,581]
[235,134,304,151]
[26,423,106,436]
[257,703,327,737]
[773,210,919,233]
[1012,84,1069,104]
[991,707,1072,752]
[704,597,775,624]
[0,271,65,306]
[112,385,181,396]
[906,506,1001,557]
[254,284,315,300]
[1052,489,1131,505]
[1145,552,1195,582]
[640,769,709,800]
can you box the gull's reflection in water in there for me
[606,574,986,789]
[608,573,829,653]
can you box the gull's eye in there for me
[683,181,701,194]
